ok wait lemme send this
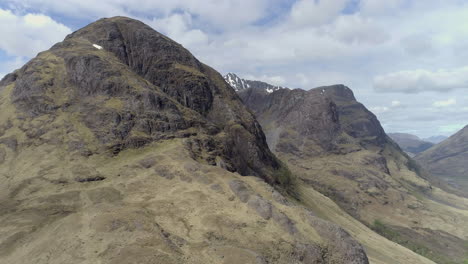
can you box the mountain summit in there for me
[1,17,285,181]
[0,17,375,264]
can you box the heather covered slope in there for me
[238,84,468,264]
[416,125,468,196]
[0,17,374,264]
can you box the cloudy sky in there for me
[0,0,467,138]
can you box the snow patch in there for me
[266,88,273,93]
[93,44,103,50]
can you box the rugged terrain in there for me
[388,133,433,157]
[236,80,468,264]
[416,125,468,196]
[0,16,379,264]
[0,16,460,264]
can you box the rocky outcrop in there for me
[238,84,388,156]
[3,16,282,182]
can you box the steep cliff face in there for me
[1,16,285,182]
[238,84,468,264]
[416,125,468,196]
[239,85,387,156]
[0,17,375,264]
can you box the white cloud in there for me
[4,0,271,30]
[327,15,389,45]
[433,98,456,107]
[369,99,404,115]
[243,74,287,87]
[0,9,71,57]
[360,0,405,15]
[373,67,468,93]
[438,123,466,133]
[149,12,209,49]
[290,0,348,27]
[401,34,434,56]
[369,106,390,114]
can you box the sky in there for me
[0,0,467,138]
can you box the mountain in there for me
[416,125,468,196]
[424,135,448,144]
[388,133,434,156]
[238,83,468,264]
[0,17,374,264]
[224,73,286,93]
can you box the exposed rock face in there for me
[0,17,373,264]
[239,84,387,156]
[416,125,468,196]
[238,82,468,264]
[388,133,434,156]
[2,16,283,182]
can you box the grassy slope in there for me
[0,75,439,264]
[277,143,468,264]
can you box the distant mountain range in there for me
[388,133,434,156]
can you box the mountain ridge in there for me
[0,16,376,264]
[237,77,468,264]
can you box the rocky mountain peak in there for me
[1,16,286,182]
[312,84,357,102]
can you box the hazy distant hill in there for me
[388,133,434,156]
[416,125,468,196]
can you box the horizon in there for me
[0,0,467,138]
